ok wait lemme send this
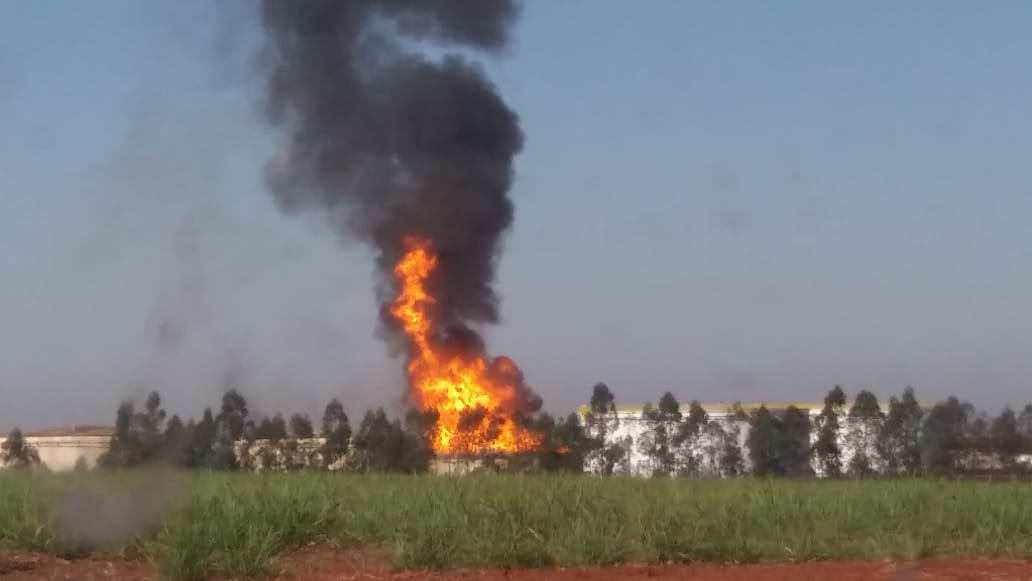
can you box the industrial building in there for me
[12,400,1021,477]
[576,401,926,477]
[234,437,329,471]
[0,425,114,471]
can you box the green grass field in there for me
[3,471,1032,579]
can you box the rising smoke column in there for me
[260,1,540,419]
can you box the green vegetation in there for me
[4,471,1032,579]
[0,428,41,469]
[87,382,1032,479]
[13,382,1032,578]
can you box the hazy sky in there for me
[3,1,1032,429]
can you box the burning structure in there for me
[260,0,542,458]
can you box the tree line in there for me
[582,383,1032,478]
[93,390,423,473]
[4,382,1029,478]
[84,389,589,474]
[1,388,592,473]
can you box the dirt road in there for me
[3,549,1031,580]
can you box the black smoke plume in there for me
[260,1,538,412]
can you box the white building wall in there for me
[234,437,334,471]
[582,410,755,477]
[0,435,111,472]
[580,406,908,477]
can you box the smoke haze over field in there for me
[4,1,1032,429]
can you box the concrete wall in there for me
[579,404,1032,477]
[579,405,895,477]
[0,435,111,472]
[582,410,752,476]
[234,437,335,472]
[430,455,521,475]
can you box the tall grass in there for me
[3,470,1032,579]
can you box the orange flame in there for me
[389,236,541,455]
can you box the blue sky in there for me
[2,1,1032,428]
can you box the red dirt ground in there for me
[4,549,1032,580]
